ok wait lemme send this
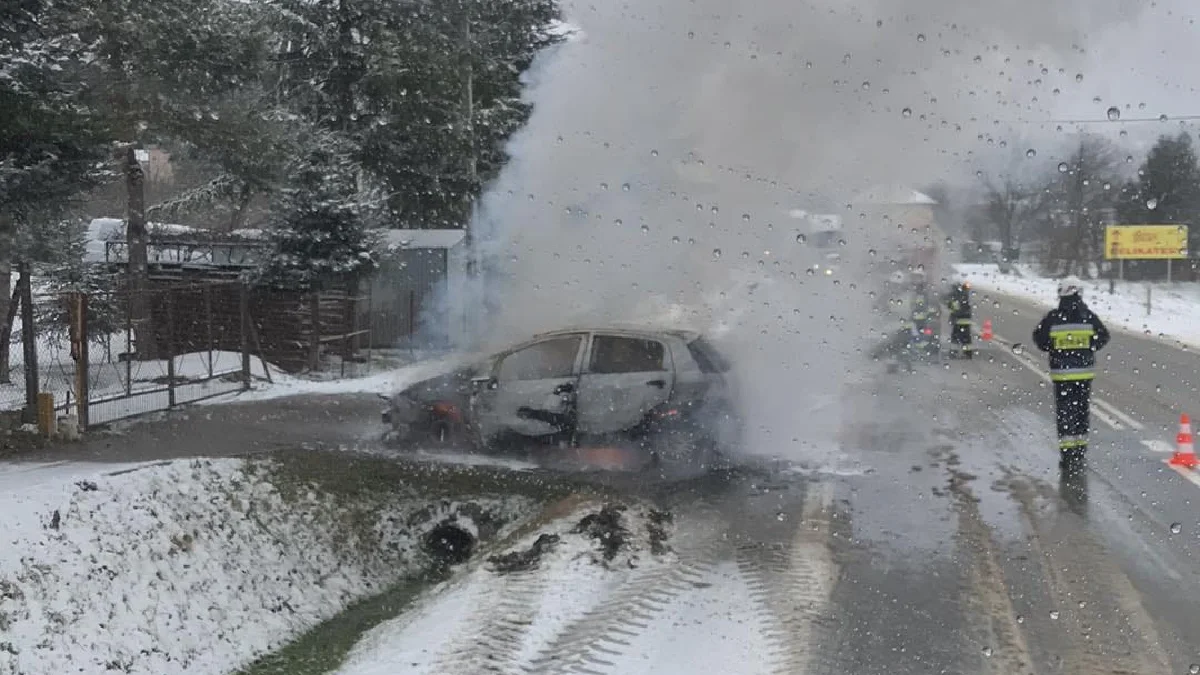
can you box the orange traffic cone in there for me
[981,319,993,341]
[1170,413,1198,469]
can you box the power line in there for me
[1009,115,1200,125]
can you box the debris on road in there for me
[574,503,631,562]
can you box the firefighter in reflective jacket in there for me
[908,279,940,358]
[1032,278,1110,464]
[945,281,974,359]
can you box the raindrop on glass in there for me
[796,233,808,244]
[1147,198,1159,210]
[1170,522,1182,534]
[742,213,751,222]
[902,107,913,118]
[1075,73,1083,83]
[982,647,993,657]
[1050,610,1060,620]
[613,218,623,226]
[1107,106,1120,121]
[917,33,926,42]
[650,149,659,157]
[671,235,680,244]
[621,183,631,191]
[1160,114,1169,122]
[1058,162,1069,173]
[712,248,722,260]
[1026,148,1037,158]
[640,224,650,234]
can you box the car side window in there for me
[589,336,665,374]
[497,336,582,381]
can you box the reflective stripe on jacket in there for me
[1032,294,1110,374]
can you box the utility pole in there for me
[463,9,479,279]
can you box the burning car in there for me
[382,326,741,465]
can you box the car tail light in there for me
[432,402,462,422]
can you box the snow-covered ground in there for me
[0,457,535,675]
[334,503,700,675]
[198,350,482,405]
[954,263,1200,347]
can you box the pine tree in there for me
[262,137,379,290]
[1118,132,1200,226]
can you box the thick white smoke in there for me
[455,0,1151,463]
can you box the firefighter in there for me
[945,281,974,359]
[1032,277,1110,467]
[908,274,940,359]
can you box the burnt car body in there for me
[382,326,742,463]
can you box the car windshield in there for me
[3,1,1199,674]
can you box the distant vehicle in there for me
[382,326,741,465]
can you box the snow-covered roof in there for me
[852,185,939,206]
[381,229,467,250]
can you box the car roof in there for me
[529,324,702,342]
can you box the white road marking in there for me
[1163,459,1200,489]
[1093,399,1145,431]
[992,330,1144,431]
[1141,439,1177,454]
[1091,407,1124,431]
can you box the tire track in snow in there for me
[523,507,726,675]
[734,482,837,675]
[1004,473,1174,675]
[428,565,549,675]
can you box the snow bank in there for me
[954,263,1200,347]
[0,457,533,675]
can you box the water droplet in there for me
[711,205,720,215]
[805,267,815,276]
[982,646,993,657]
[1050,610,1060,620]
[796,233,808,244]
[867,248,877,256]
[1012,343,1024,355]
[1075,73,1083,83]
[917,33,926,42]
[1160,114,1169,122]
[1026,148,1037,158]
[650,149,659,157]
[902,107,913,118]
[1103,182,1111,191]
[862,81,870,90]
[1107,106,1121,121]
[600,182,609,190]
[1058,162,1069,173]
[1147,198,1159,210]
[1126,155,1134,164]
[712,248,722,259]
[687,31,694,39]
[671,235,680,244]
[640,224,650,234]
[621,183,631,191]
[1189,664,1199,674]
[613,218,623,226]
[776,511,787,521]
[742,213,751,222]
[1170,522,1182,534]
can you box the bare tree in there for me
[1040,133,1124,277]
[979,173,1049,261]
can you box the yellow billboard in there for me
[1104,225,1189,260]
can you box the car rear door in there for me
[472,333,586,440]
[576,333,674,435]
